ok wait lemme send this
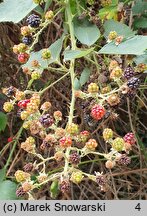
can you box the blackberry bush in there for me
[0,0,146,201]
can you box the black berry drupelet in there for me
[22,36,33,45]
[26,14,41,28]
[39,114,54,128]
[127,77,140,90]
[124,66,134,79]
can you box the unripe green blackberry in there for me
[66,123,79,135]
[112,137,125,151]
[105,160,116,169]
[103,128,113,141]
[21,26,31,36]
[15,170,30,183]
[31,71,41,80]
[108,31,117,41]
[101,0,112,7]
[3,102,14,112]
[20,111,29,120]
[45,10,54,20]
[110,66,123,79]
[42,49,51,59]
[70,171,84,184]
[85,139,98,151]
[88,83,99,93]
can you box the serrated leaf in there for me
[133,17,147,29]
[98,36,147,55]
[104,19,135,39]
[0,180,18,200]
[0,0,37,23]
[0,112,7,132]
[99,6,118,21]
[23,35,65,69]
[134,54,147,64]
[0,168,6,182]
[80,68,91,86]
[74,18,100,46]
[74,78,81,90]
[132,0,147,15]
[64,48,94,61]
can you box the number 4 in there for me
[135,203,141,211]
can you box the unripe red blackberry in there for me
[85,139,98,151]
[118,154,131,166]
[107,94,120,106]
[80,130,90,142]
[60,180,70,193]
[88,83,99,93]
[103,128,113,141]
[23,163,34,172]
[123,132,136,145]
[59,137,72,148]
[39,114,54,128]
[17,99,30,108]
[21,26,31,36]
[105,160,116,169]
[91,104,106,120]
[53,111,62,121]
[112,137,125,152]
[26,14,41,28]
[69,152,80,165]
[115,35,123,45]
[124,66,134,79]
[18,53,30,64]
[127,77,140,90]
[16,187,26,197]
[41,102,52,111]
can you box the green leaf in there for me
[0,180,18,200]
[44,0,52,12]
[74,78,81,90]
[99,6,118,21]
[132,0,147,15]
[0,112,7,132]
[98,36,147,55]
[134,54,147,64]
[0,168,6,182]
[133,17,147,29]
[104,19,135,39]
[64,48,94,61]
[23,35,65,69]
[50,180,59,199]
[80,68,91,86]
[74,18,100,46]
[0,0,37,23]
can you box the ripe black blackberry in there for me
[16,187,26,197]
[60,180,70,193]
[26,14,41,28]
[22,36,33,45]
[127,77,140,90]
[69,152,80,165]
[7,86,16,96]
[17,108,24,117]
[39,114,54,128]
[23,163,33,172]
[124,66,134,79]
[118,154,131,166]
